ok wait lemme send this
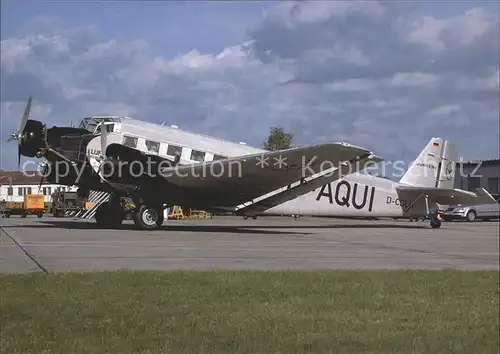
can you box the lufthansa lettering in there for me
[87,148,102,157]
[416,162,435,169]
[316,181,375,211]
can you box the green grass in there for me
[1,270,498,353]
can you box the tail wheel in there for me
[133,204,164,230]
[466,210,476,222]
[430,210,442,229]
[430,219,442,228]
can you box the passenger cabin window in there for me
[213,155,226,161]
[167,144,182,157]
[123,136,138,148]
[145,140,160,154]
[191,150,205,162]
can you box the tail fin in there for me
[435,139,456,189]
[399,137,456,188]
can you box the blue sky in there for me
[1,0,499,172]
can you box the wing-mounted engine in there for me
[100,143,177,185]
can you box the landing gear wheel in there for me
[466,210,476,222]
[252,215,257,220]
[430,218,442,228]
[95,201,124,228]
[133,205,164,230]
[430,211,442,229]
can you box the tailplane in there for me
[399,137,456,188]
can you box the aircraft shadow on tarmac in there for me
[9,220,310,235]
[7,220,428,233]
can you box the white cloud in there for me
[389,72,438,87]
[1,1,498,170]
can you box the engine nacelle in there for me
[19,120,45,157]
[100,143,175,184]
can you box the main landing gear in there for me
[94,193,165,230]
[132,204,164,230]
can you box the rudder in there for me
[434,139,456,189]
[399,137,443,187]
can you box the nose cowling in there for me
[19,120,45,157]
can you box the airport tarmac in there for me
[1,216,498,273]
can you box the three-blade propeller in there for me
[8,96,32,168]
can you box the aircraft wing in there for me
[396,186,498,206]
[233,153,384,214]
[160,143,377,208]
[104,142,378,209]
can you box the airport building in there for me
[454,159,500,201]
[0,170,76,203]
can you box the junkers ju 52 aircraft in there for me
[8,97,383,230]
[240,137,497,228]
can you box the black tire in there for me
[133,205,164,230]
[466,210,476,222]
[430,219,441,228]
[37,213,43,218]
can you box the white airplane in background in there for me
[9,97,383,230]
[236,138,497,229]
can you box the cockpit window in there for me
[95,124,114,133]
[78,116,121,132]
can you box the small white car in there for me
[442,203,500,222]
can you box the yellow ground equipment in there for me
[0,194,45,218]
[168,205,185,219]
[167,206,212,219]
[187,209,213,219]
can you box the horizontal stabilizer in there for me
[396,186,498,206]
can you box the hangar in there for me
[454,159,500,201]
